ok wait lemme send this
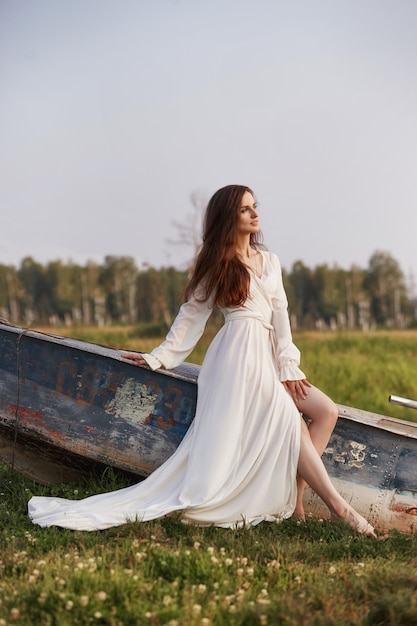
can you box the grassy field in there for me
[1,328,417,625]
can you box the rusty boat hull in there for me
[0,323,198,484]
[1,322,416,533]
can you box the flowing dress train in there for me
[28,251,305,531]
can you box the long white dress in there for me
[28,251,306,531]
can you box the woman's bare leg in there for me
[297,417,376,537]
[293,386,338,519]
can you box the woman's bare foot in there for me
[292,505,306,521]
[334,507,377,538]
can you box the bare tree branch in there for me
[166,191,207,267]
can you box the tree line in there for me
[0,250,415,332]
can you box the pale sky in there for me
[1,0,417,292]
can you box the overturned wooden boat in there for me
[1,321,416,534]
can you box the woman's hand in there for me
[282,379,312,404]
[121,352,148,366]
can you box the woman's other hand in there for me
[121,352,148,366]
[282,379,312,404]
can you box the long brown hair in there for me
[184,184,264,307]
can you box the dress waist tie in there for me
[224,311,278,365]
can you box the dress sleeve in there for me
[141,288,214,371]
[270,254,306,382]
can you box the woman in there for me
[28,185,375,537]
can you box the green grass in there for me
[293,331,417,422]
[1,465,417,626]
[3,328,417,624]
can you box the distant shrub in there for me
[132,322,169,338]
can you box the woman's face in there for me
[237,191,259,236]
